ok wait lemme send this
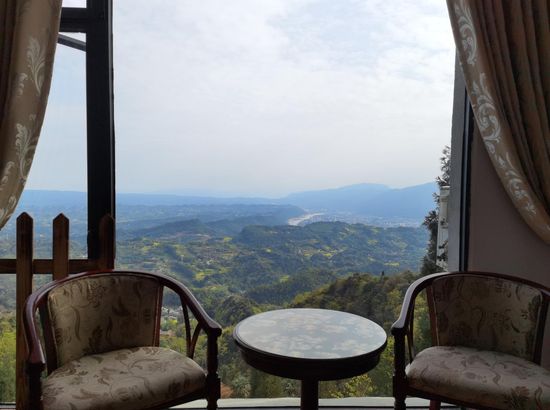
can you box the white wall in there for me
[467,131,550,367]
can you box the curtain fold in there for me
[447,0,550,244]
[0,0,61,228]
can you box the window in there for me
[114,0,454,399]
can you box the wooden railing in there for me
[0,213,115,410]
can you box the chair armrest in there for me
[391,272,449,394]
[23,292,46,374]
[391,272,447,337]
[157,273,222,338]
[154,272,222,381]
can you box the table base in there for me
[301,380,319,410]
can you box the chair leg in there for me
[394,395,406,410]
[429,400,441,410]
[207,395,218,410]
[206,375,220,410]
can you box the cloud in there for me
[29,0,456,197]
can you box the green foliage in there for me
[250,370,284,397]
[0,313,16,402]
[420,209,442,276]
[0,206,435,402]
[292,271,418,330]
[156,268,432,400]
[117,221,428,302]
[292,271,429,397]
[215,294,260,327]
[320,374,374,398]
[436,146,451,189]
[421,145,450,276]
[246,269,338,305]
[231,375,252,397]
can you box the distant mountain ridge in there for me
[280,182,437,218]
[18,181,437,221]
[282,183,389,212]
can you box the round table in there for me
[233,308,387,410]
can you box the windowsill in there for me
[0,397,457,410]
[172,397,455,408]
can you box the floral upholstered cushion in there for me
[42,346,206,410]
[48,275,162,366]
[431,275,543,360]
[406,346,550,410]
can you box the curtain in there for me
[0,0,61,228]
[447,0,550,244]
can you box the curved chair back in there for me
[31,271,164,372]
[47,273,163,367]
[430,273,546,361]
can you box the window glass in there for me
[111,0,455,400]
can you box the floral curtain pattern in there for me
[0,0,61,228]
[447,0,550,244]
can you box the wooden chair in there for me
[391,271,550,410]
[23,269,222,410]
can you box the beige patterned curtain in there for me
[0,0,61,228]
[447,0,550,244]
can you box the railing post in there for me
[53,214,69,280]
[16,213,34,410]
[98,214,115,269]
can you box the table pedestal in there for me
[300,379,318,410]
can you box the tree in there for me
[421,146,450,276]
[231,375,252,398]
[436,146,451,188]
[0,314,16,402]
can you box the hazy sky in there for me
[27,0,455,197]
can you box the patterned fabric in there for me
[447,0,550,242]
[48,275,162,366]
[42,346,206,410]
[407,346,550,410]
[0,0,61,227]
[431,275,542,360]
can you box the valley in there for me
[0,182,437,401]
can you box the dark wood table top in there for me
[233,308,387,381]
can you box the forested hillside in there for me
[159,271,430,398]
[117,221,427,299]
[0,215,430,402]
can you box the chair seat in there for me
[406,346,550,410]
[42,346,206,410]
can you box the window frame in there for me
[448,58,474,271]
[60,0,115,259]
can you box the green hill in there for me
[204,271,432,399]
[117,221,428,303]
[292,271,421,330]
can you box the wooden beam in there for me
[52,214,70,280]
[98,214,115,269]
[57,33,86,51]
[60,7,89,33]
[16,213,33,410]
[0,258,101,274]
[0,259,16,272]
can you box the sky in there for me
[27,0,456,198]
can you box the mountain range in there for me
[18,181,438,221]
